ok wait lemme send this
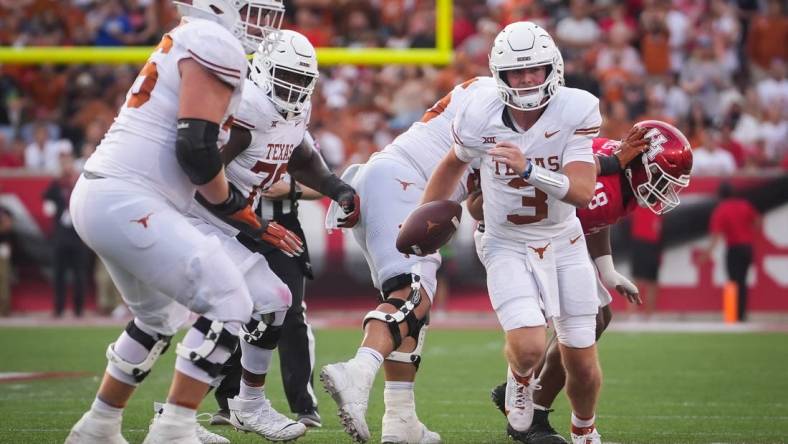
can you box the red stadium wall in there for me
[2,174,786,314]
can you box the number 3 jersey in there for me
[189,78,311,236]
[453,85,601,242]
[577,138,639,234]
[83,18,247,211]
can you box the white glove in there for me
[594,255,642,304]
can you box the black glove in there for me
[336,188,360,228]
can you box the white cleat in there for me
[195,423,231,444]
[228,396,307,442]
[153,401,230,444]
[504,367,540,433]
[320,361,375,443]
[381,413,441,444]
[571,427,602,444]
[142,411,200,444]
[64,410,128,444]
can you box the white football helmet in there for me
[489,21,564,111]
[250,30,319,115]
[173,0,284,54]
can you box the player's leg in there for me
[553,231,603,444]
[268,249,321,426]
[67,179,252,444]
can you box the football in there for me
[396,200,463,255]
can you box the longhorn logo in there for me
[528,242,551,259]
[395,178,415,191]
[426,220,439,232]
[131,213,153,229]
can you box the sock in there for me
[571,412,595,435]
[162,403,196,422]
[384,382,415,414]
[91,397,123,419]
[354,347,384,374]
[239,378,265,401]
[509,366,533,385]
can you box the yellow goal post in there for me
[0,0,453,66]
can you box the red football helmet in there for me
[624,120,693,214]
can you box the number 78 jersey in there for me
[453,85,601,242]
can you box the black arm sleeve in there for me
[288,132,353,200]
[597,154,622,176]
[175,118,222,185]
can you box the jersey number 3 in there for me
[127,35,173,108]
[506,177,548,225]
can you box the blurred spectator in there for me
[629,206,663,320]
[555,0,600,61]
[746,0,788,79]
[639,2,672,76]
[755,59,788,111]
[43,151,88,317]
[25,122,71,173]
[0,206,14,316]
[94,257,123,317]
[758,104,788,165]
[692,130,737,176]
[702,182,761,321]
[0,133,25,168]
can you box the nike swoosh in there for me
[545,130,560,138]
[569,234,582,244]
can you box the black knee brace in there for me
[175,316,239,378]
[241,313,283,350]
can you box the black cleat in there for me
[491,381,507,416]
[509,410,568,444]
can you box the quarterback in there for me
[420,21,604,444]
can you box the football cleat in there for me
[381,412,441,444]
[510,410,569,444]
[505,367,540,433]
[228,396,307,441]
[153,402,230,444]
[490,381,507,416]
[320,361,375,443]
[209,409,231,426]
[65,411,128,444]
[296,410,322,428]
[142,411,200,444]
[571,426,602,444]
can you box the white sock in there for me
[571,412,595,428]
[384,382,415,413]
[162,403,196,421]
[91,397,123,419]
[384,381,414,391]
[239,378,265,401]
[354,347,384,374]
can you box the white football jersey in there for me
[190,78,311,235]
[453,85,601,242]
[385,77,496,202]
[84,18,247,211]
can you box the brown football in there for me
[396,200,463,255]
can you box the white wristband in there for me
[525,163,570,200]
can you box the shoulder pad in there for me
[452,85,502,148]
[555,87,600,127]
[172,19,247,88]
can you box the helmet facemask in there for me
[235,1,285,54]
[265,62,317,114]
[626,154,690,215]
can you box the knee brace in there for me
[364,273,425,351]
[175,316,239,378]
[240,311,284,350]
[106,319,172,383]
[386,315,429,369]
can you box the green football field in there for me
[0,326,786,444]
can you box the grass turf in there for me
[0,326,786,443]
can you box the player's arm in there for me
[586,227,641,304]
[219,126,252,165]
[595,126,649,176]
[422,148,469,203]
[288,131,360,227]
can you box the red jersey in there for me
[709,198,759,246]
[577,138,639,234]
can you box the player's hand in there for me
[261,220,304,257]
[489,141,527,176]
[201,183,262,233]
[261,180,290,201]
[602,270,641,304]
[614,126,650,169]
[336,189,360,228]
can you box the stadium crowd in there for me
[0,0,786,177]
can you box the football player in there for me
[419,21,605,444]
[482,121,693,444]
[319,76,494,444]
[65,2,285,444]
[186,29,359,442]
